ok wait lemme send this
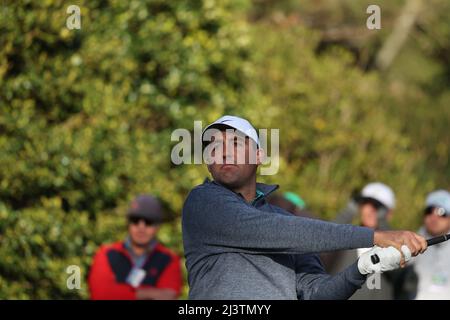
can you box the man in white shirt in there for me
[413,190,450,300]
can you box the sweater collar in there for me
[204,177,279,204]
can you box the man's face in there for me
[206,130,261,190]
[360,203,379,229]
[424,209,450,236]
[128,217,159,247]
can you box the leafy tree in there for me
[0,0,448,298]
[0,0,251,298]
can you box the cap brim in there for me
[127,211,163,223]
[202,123,259,148]
[355,196,386,209]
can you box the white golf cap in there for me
[361,182,396,210]
[202,115,259,146]
[425,190,450,215]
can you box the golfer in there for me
[182,115,427,299]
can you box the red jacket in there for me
[88,241,182,300]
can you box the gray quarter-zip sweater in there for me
[182,179,374,299]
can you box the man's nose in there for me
[137,220,146,228]
[222,142,235,162]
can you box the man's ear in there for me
[256,148,266,166]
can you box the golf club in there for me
[370,233,450,264]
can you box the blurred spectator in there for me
[323,182,417,299]
[88,195,182,300]
[412,190,450,300]
[333,183,395,229]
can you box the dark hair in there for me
[356,196,387,211]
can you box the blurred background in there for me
[0,0,449,298]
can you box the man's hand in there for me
[358,245,411,275]
[374,230,427,266]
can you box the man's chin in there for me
[215,175,240,188]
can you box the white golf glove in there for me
[357,245,412,275]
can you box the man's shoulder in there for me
[264,202,294,216]
[190,180,211,193]
[183,183,209,204]
[185,179,228,202]
[96,241,125,254]
[91,242,127,265]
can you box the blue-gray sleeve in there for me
[182,186,374,255]
[295,254,366,300]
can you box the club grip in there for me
[427,234,449,246]
[370,233,450,264]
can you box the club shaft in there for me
[426,233,449,246]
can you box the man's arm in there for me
[88,246,137,300]
[183,185,426,256]
[183,186,374,255]
[136,288,178,300]
[137,255,183,300]
[295,254,366,300]
[296,245,415,299]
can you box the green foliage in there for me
[0,199,125,299]
[0,0,448,298]
[248,24,422,227]
[0,0,251,299]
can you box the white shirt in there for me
[412,228,450,300]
